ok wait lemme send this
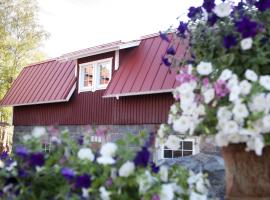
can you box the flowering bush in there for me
[158,0,270,156]
[0,129,210,199]
[158,63,270,155]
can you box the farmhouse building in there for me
[0,33,204,160]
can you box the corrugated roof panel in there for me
[0,60,76,106]
[104,35,185,98]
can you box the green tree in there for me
[0,0,48,122]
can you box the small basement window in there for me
[161,139,195,159]
[79,58,112,92]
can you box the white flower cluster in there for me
[215,70,270,155]
[188,172,210,200]
[97,143,118,165]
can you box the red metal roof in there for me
[0,59,76,106]
[103,35,188,98]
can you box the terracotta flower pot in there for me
[222,144,270,200]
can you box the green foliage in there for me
[0,0,48,122]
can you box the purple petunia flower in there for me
[15,146,29,158]
[166,46,176,56]
[255,0,270,11]
[18,169,27,178]
[202,0,216,12]
[150,162,160,173]
[29,152,45,167]
[77,135,84,146]
[177,21,188,35]
[105,177,113,187]
[134,146,150,167]
[162,56,171,67]
[208,14,218,26]
[0,151,8,160]
[61,167,76,181]
[214,80,230,98]
[187,6,202,19]
[159,32,170,42]
[152,194,160,200]
[223,34,237,49]
[235,17,258,38]
[75,174,91,189]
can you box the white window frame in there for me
[79,57,113,93]
[156,138,197,160]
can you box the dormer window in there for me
[79,58,112,92]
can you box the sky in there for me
[37,0,202,58]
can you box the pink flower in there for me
[214,80,230,98]
[202,77,210,87]
[175,73,197,84]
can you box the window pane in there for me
[98,62,110,85]
[183,141,193,150]
[164,150,172,158]
[173,150,182,158]
[183,151,193,156]
[84,65,93,87]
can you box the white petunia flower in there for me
[229,85,241,102]
[0,160,4,168]
[82,188,89,198]
[119,161,135,177]
[259,76,270,90]
[227,74,239,90]
[97,156,115,165]
[203,88,215,104]
[6,161,17,171]
[177,83,194,94]
[160,184,174,200]
[215,133,229,147]
[249,93,268,112]
[213,3,231,18]
[222,120,239,134]
[239,80,252,95]
[77,148,94,161]
[262,115,270,131]
[173,116,192,133]
[138,171,155,194]
[245,69,258,82]
[168,114,173,124]
[32,127,46,138]
[100,143,117,157]
[158,125,166,138]
[232,103,249,119]
[246,135,264,156]
[99,186,111,200]
[23,134,31,142]
[165,135,180,150]
[196,61,213,75]
[241,37,253,50]
[159,165,168,182]
[218,69,232,81]
[217,107,232,121]
[170,104,178,114]
[190,192,207,200]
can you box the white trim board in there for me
[103,89,175,99]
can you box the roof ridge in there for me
[24,58,59,68]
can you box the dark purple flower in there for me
[223,34,237,49]
[246,0,256,5]
[162,56,171,67]
[202,0,216,12]
[75,174,91,189]
[77,135,84,146]
[166,46,176,56]
[134,146,150,167]
[18,169,27,178]
[214,80,230,98]
[207,14,218,26]
[235,17,258,38]
[15,146,29,158]
[255,0,270,11]
[150,162,160,173]
[61,167,75,181]
[159,32,170,42]
[177,21,188,34]
[0,151,8,160]
[187,6,202,19]
[29,152,45,167]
